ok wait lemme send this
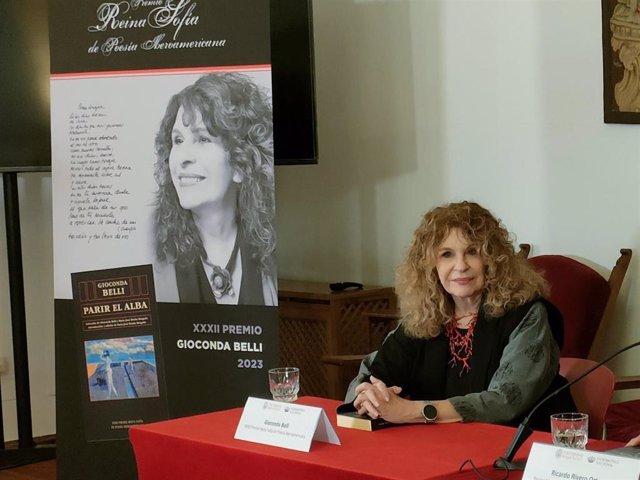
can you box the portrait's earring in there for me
[232,170,243,184]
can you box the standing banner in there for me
[49,1,278,478]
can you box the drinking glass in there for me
[550,413,588,449]
[268,367,300,402]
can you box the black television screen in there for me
[0,0,317,172]
[270,0,318,165]
[0,0,51,172]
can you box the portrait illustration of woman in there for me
[153,72,277,306]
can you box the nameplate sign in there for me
[234,397,341,452]
[523,442,640,480]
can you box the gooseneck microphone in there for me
[493,340,640,471]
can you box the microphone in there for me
[493,340,640,471]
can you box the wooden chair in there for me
[559,358,615,439]
[526,248,632,360]
[525,247,635,441]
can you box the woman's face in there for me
[435,228,485,305]
[169,106,240,214]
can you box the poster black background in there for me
[56,299,279,479]
[48,0,271,74]
[159,303,278,418]
[56,299,134,480]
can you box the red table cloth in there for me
[129,397,622,480]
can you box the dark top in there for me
[174,237,265,305]
[347,299,576,431]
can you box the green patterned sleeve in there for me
[448,302,559,424]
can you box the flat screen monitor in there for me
[0,0,51,172]
[0,0,318,172]
[270,0,318,165]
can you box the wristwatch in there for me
[422,401,438,423]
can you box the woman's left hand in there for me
[354,376,422,424]
[353,376,393,418]
[626,433,640,447]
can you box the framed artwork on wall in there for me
[602,0,640,123]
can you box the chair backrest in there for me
[527,249,631,360]
[559,357,615,439]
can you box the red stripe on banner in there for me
[50,64,272,80]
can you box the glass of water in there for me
[268,367,300,402]
[550,413,589,449]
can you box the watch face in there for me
[423,403,437,422]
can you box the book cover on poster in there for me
[72,264,169,441]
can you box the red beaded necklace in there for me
[445,312,478,375]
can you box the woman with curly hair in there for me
[347,201,575,430]
[153,73,276,305]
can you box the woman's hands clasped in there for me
[627,433,640,447]
[353,375,419,424]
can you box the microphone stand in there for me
[493,340,640,471]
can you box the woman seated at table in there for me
[347,201,575,431]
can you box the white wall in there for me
[1,0,639,440]
[276,0,640,390]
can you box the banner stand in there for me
[0,172,56,469]
[0,446,56,471]
[49,2,278,476]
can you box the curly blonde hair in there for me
[396,201,548,339]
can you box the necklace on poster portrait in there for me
[203,234,240,299]
[445,311,478,376]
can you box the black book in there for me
[336,403,396,431]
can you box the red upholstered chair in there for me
[527,249,632,360]
[559,358,615,439]
[526,247,636,442]
[606,378,640,442]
